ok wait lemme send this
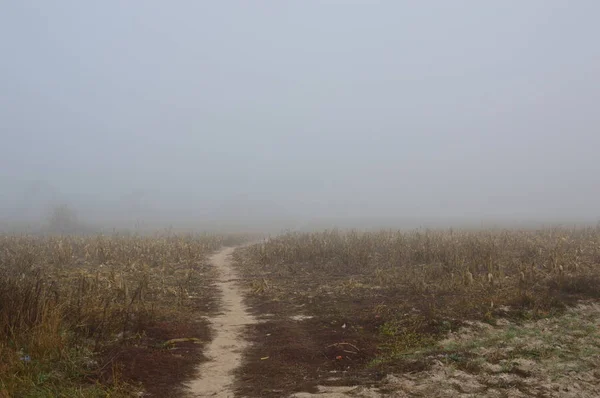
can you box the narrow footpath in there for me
[187,247,257,397]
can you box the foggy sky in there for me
[1,1,599,231]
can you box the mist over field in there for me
[1,1,599,233]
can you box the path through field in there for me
[187,247,257,397]
[186,246,600,398]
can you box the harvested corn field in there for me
[231,228,600,397]
[0,234,228,397]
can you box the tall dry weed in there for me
[0,233,227,396]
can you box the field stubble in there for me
[0,233,250,397]
[233,227,600,397]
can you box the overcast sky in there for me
[1,1,599,230]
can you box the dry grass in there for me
[0,233,233,397]
[241,227,600,316]
[368,302,600,397]
[233,226,600,396]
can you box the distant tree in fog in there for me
[47,204,80,234]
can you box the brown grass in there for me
[0,233,232,397]
[241,227,600,314]
[233,226,600,396]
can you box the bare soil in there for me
[236,298,600,397]
[287,301,600,397]
[100,319,212,397]
[187,247,258,397]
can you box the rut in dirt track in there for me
[187,246,257,397]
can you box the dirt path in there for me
[187,247,257,397]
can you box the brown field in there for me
[232,227,600,397]
[2,227,600,397]
[0,233,238,397]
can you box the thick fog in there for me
[1,2,599,233]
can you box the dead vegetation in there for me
[0,233,232,397]
[3,226,599,397]
[342,301,600,397]
[233,227,600,396]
